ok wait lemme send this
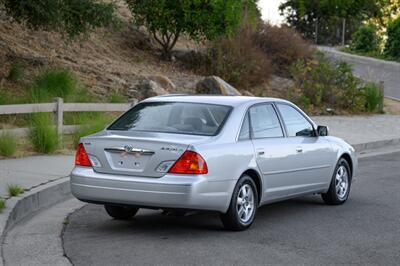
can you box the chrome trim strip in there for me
[262,164,331,175]
[104,147,155,155]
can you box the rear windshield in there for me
[108,102,232,136]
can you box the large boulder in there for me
[195,76,241,96]
[130,75,175,100]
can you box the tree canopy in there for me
[126,0,259,57]
[0,0,119,38]
[279,0,397,44]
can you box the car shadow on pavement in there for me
[73,195,327,233]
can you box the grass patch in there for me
[29,69,87,103]
[65,87,93,103]
[0,132,18,157]
[0,199,5,213]
[6,64,24,82]
[7,184,24,197]
[0,90,12,105]
[108,92,127,103]
[363,83,384,113]
[30,113,59,153]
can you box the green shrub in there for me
[0,132,18,157]
[0,199,5,213]
[363,82,384,113]
[350,24,381,54]
[198,29,272,89]
[385,17,400,59]
[73,115,111,147]
[30,113,59,153]
[290,52,365,113]
[6,64,24,81]
[30,69,77,102]
[7,184,24,197]
[254,23,314,76]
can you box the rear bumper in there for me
[70,167,235,212]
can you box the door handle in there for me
[296,147,303,153]
[256,149,265,156]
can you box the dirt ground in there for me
[384,98,400,115]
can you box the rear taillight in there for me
[75,143,92,167]
[168,150,208,175]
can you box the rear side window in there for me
[249,104,283,139]
[108,102,232,136]
[239,113,250,140]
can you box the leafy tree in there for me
[350,24,382,53]
[126,0,259,58]
[279,0,387,44]
[385,16,400,59]
[0,0,119,38]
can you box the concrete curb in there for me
[353,138,400,153]
[0,177,70,266]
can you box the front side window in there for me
[249,104,283,139]
[277,104,314,137]
[108,102,231,136]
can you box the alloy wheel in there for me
[236,184,255,223]
[335,165,349,200]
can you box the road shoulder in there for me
[2,198,84,266]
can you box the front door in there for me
[275,103,333,195]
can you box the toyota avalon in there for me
[70,95,357,231]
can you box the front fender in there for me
[326,136,358,180]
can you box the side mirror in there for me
[317,125,329,136]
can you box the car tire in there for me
[220,175,258,231]
[322,158,352,205]
[104,204,139,220]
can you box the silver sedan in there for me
[71,95,357,231]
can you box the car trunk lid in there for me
[81,130,210,178]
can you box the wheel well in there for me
[340,153,353,176]
[243,169,262,204]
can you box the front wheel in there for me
[322,158,352,205]
[104,204,139,220]
[220,175,258,231]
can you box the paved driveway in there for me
[318,46,400,101]
[63,152,400,265]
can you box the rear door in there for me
[249,103,300,200]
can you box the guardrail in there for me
[0,97,137,137]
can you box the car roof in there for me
[143,95,290,107]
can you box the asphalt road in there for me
[63,152,400,265]
[318,46,400,101]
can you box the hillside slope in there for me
[0,2,202,100]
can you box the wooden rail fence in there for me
[0,97,137,137]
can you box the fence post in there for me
[54,97,64,140]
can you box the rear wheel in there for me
[322,158,352,205]
[104,204,139,220]
[220,175,258,231]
